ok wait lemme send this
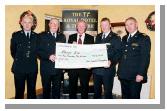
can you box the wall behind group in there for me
[5,5,155,98]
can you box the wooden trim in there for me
[111,22,125,27]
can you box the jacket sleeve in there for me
[138,36,151,76]
[68,35,73,43]
[10,32,17,59]
[108,36,122,63]
[61,34,66,43]
[90,36,95,44]
[37,34,51,60]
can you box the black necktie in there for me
[127,34,132,42]
[102,34,105,39]
[53,33,57,38]
[26,33,30,38]
[78,35,82,44]
[101,34,105,42]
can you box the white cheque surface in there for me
[55,43,108,69]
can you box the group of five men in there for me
[10,10,151,99]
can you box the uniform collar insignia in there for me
[142,33,147,36]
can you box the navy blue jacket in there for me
[117,31,151,83]
[10,30,38,74]
[93,31,122,76]
[38,31,66,75]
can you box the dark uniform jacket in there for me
[117,31,151,83]
[10,30,38,74]
[93,31,122,76]
[38,31,66,75]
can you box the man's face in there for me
[49,19,59,33]
[77,21,86,34]
[100,20,111,33]
[21,16,33,31]
[125,19,138,34]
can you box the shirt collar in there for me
[51,31,56,34]
[24,30,31,35]
[77,33,85,37]
[103,31,110,38]
[50,32,57,37]
[129,30,138,37]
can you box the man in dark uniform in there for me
[117,17,151,99]
[10,10,38,99]
[93,17,121,99]
[68,20,94,99]
[38,18,66,99]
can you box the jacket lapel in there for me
[83,34,87,44]
[129,31,140,43]
[102,31,112,43]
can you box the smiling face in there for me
[49,18,59,33]
[125,19,138,34]
[21,15,33,31]
[100,20,111,33]
[76,21,87,34]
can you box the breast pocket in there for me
[131,44,141,56]
[15,43,24,59]
[16,42,25,52]
[132,46,140,51]
[131,43,140,50]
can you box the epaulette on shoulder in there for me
[14,31,17,33]
[58,31,63,34]
[39,31,46,34]
[12,30,19,35]
[142,33,147,37]
[99,33,103,36]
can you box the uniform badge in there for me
[142,33,147,37]
[131,43,139,47]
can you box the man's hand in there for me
[49,54,56,62]
[136,75,143,82]
[73,41,77,44]
[104,60,111,68]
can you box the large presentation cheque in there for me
[55,43,108,69]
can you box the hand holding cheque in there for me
[49,54,56,62]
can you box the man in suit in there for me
[10,10,38,99]
[68,20,94,99]
[117,17,151,99]
[93,17,121,99]
[38,18,66,99]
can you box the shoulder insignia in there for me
[142,33,147,37]
[21,31,24,34]
[14,31,17,33]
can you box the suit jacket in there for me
[117,31,151,83]
[68,33,94,44]
[10,30,38,74]
[38,31,66,75]
[93,31,121,76]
